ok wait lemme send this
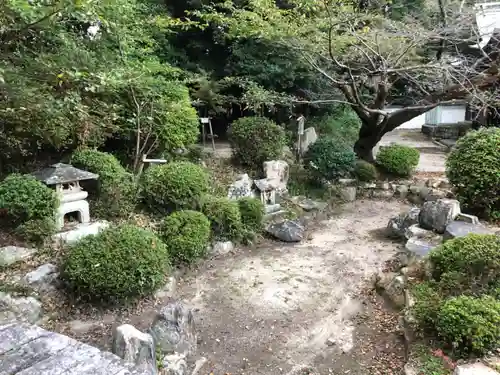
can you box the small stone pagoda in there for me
[32,163,98,231]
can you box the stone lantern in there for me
[32,163,98,231]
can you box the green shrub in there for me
[62,224,169,301]
[304,137,356,181]
[308,107,361,147]
[201,195,243,240]
[377,144,420,176]
[15,218,57,245]
[160,210,211,264]
[411,281,443,329]
[0,174,58,227]
[436,295,500,355]
[428,234,500,296]
[229,116,286,169]
[446,128,500,217]
[142,161,209,210]
[71,149,137,218]
[352,159,378,181]
[238,197,265,231]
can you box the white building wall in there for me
[385,106,426,129]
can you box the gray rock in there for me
[453,363,500,375]
[455,213,480,225]
[150,302,197,357]
[394,184,409,198]
[425,189,447,202]
[291,196,327,212]
[0,292,42,324]
[404,224,433,240]
[339,186,357,202]
[371,189,394,199]
[376,273,405,308]
[419,199,461,233]
[227,173,254,200]
[154,277,177,300]
[211,241,234,255]
[338,178,356,186]
[0,246,38,267]
[387,207,420,239]
[23,263,58,289]
[264,203,281,214]
[404,363,419,375]
[112,324,156,374]
[443,221,495,241]
[162,353,187,375]
[265,219,305,242]
[263,160,289,193]
[405,236,442,257]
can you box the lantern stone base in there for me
[53,221,109,245]
[55,200,91,231]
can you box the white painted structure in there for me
[473,2,500,49]
[424,104,467,125]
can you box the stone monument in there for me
[32,163,108,243]
[32,163,98,231]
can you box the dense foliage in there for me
[71,149,137,218]
[238,197,265,231]
[411,234,500,356]
[229,117,287,169]
[142,161,209,210]
[160,210,211,264]
[201,195,243,240]
[304,138,356,181]
[0,174,59,243]
[377,145,420,176]
[428,234,500,296]
[436,295,500,355]
[63,224,169,301]
[446,128,500,219]
[353,160,378,182]
[308,108,361,148]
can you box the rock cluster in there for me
[112,302,205,375]
[338,177,454,203]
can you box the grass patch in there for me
[412,344,454,375]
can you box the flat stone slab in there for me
[0,323,150,375]
[443,221,495,241]
[53,221,109,245]
[454,363,500,375]
[0,246,38,267]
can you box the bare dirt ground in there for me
[144,199,410,374]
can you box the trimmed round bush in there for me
[436,295,500,355]
[428,234,500,295]
[446,128,500,217]
[71,148,127,182]
[238,197,264,230]
[142,161,209,210]
[201,195,243,240]
[71,149,137,218]
[304,137,356,181]
[352,159,377,181]
[411,281,443,329]
[229,116,286,169]
[0,174,58,226]
[62,224,169,300]
[160,210,211,264]
[376,144,420,176]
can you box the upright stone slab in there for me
[150,302,197,357]
[263,160,289,193]
[419,199,461,233]
[298,127,317,154]
[112,324,156,374]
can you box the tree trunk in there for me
[354,121,383,162]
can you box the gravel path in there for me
[162,199,410,374]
